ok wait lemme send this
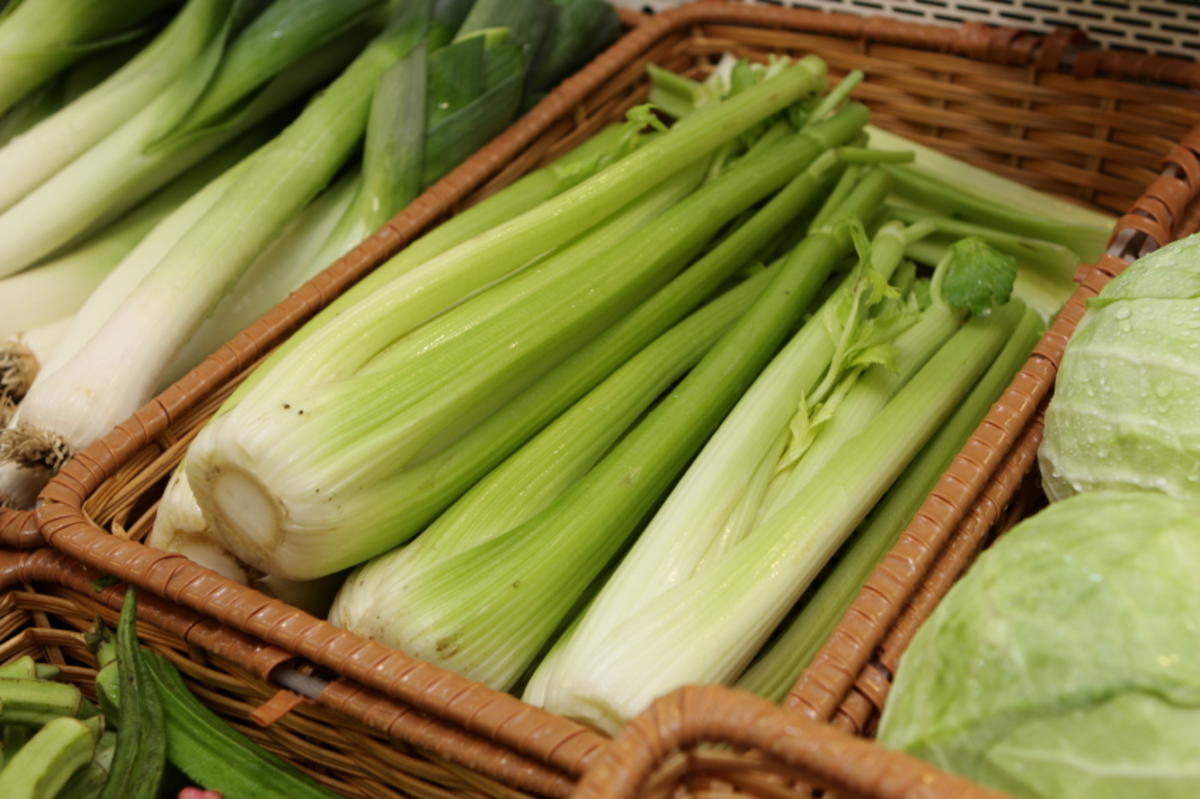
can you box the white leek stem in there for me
[0,0,230,214]
[33,150,251,380]
[161,169,360,386]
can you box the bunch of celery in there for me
[0,0,620,507]
[320,61,1106,728]
[173,61,839,584]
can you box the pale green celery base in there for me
[331,269,771,649]
[208,465,284,571]
[529,222,910,698]
[534,302,1025,731]
[736,308,1042,702]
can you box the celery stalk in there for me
[341,170,889,690]
[190,99,865,581]
[533,301,1026,732]
[317,114,856,547]
[524,217,922,706]
[150,125,633,564]
[757,303,962,524]
[331,266,777,643]
[736,308,1043,701]
[884,163,1109,263]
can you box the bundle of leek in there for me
[0,0,175,117]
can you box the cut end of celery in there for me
[865,125,1115,231]
[0,339,38,402]
[208,465,286,570]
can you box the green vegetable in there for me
[882,163,1109,263]
[139,649,338,798]
[0,0,376,276]
[1040,231,1200,502]
[340,167,887,691]
[184,65,837,581]
[0,0,173,117]
[0,716,96,799]
[736,308,1042,701]
[100,590,166,799]
[0,679,85,725]
[330,261,777,674]
[58,730,116,799]
[147,122,635,588]
[530,297,1028,731]
[0,656,37,680]
[4,11,421,494]
[879,491,1200,799]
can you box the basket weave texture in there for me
[4,3,1200,798]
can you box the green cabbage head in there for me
[877,491,1200,799]
[1039,231,1200,501]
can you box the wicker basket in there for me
[6,3,1200,797]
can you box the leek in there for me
[0,317,70,407]
[0,0,380,275]
[532,300,1029,732]
[0,0,235,216]
[159,170,361,386]
[736,311,1042,702]
[0,38,142,148]
[2,16,424,500]
[0,120,272,342]
[0,0,173,117]
[323,169,889,689]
